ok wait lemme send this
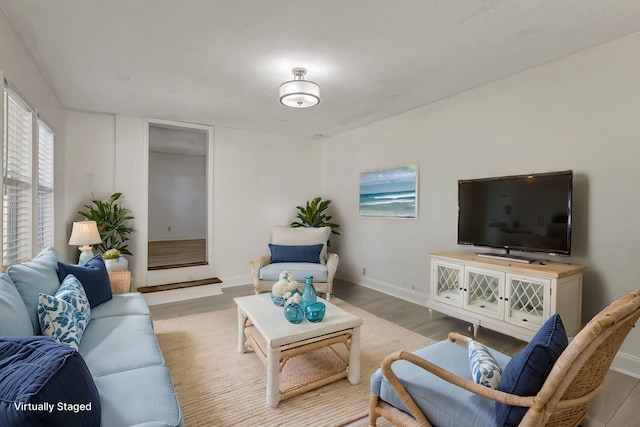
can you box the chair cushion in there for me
[57,254,112,308]
[268,243,323,264]
[0,273,33,336]
[371,340,511,427]
[271,226,330,264]
[37,275,92,350]
[0,336,101,427]
[468,340,502,389]
[259,262,328,282]
[496,314,568,426]
[7,247,60,334]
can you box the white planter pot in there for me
[104,256,128,272]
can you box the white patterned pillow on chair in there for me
[468,339,502,389]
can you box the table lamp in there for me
[68,220,102,264]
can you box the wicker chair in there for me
[249,226,339,300]
[369,289,640,427]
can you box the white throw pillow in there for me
[270,226,331,264]
[468,339,502,389]
[37,274,91,350]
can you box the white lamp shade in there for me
[279,80,320,108]
[68,221,102,246]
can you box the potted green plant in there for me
[78,192,134,256]
[101,248,128,272]
[290,197,340,245]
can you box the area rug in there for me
[153,298,435,427]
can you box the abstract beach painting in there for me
[359,165,417,218]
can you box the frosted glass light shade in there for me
[279,68,320,108]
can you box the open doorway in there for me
[147,122,208,271]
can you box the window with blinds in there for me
[3,90,33,266]
[2,86,54,268]
[37,120,54,252]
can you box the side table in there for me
[108,271,132,294]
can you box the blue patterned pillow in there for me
[468,339,502,389]
[37,275,91,349]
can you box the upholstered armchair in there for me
[369,290,640,427]
[249,226,339,300]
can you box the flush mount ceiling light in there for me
[279,67,320,108]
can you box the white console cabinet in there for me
[428,252,585,342]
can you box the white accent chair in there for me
[249,226,339,300]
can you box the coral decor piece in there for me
[271,271,304,306]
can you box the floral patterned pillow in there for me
[37,274,91,349]
[468,339,502,389]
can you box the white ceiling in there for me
[2,0,640,138]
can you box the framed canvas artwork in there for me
[359,165,418,218]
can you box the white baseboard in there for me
[337,272,425,305]
[611,351,640,379]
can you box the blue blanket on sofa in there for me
[0,336,101,427]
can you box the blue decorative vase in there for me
[284,303,304,324]
[305,302,326,322]
[300,275,317,311]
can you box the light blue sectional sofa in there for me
[0,248,183,427]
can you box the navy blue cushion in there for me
[496,314,568,426]
[57,254,112,308]
[0,336,101,427]
[269,244,323,264]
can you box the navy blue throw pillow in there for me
[0,336,101,427]
[57,254,112,308]
[269,244,323,264]
[496,314,568,426]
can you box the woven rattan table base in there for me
[245,325,351,401]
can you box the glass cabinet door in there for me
[432,261,464,307]
[505,274,549,331]
[464,267,503,319]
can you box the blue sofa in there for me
[0,248,183,427]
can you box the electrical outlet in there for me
[168,226,171,232]
[362,267,366,275]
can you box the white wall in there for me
[323,32,640,376]
[148,151,206,241]
[65,115,324,287]
[0,9,67,259]
[211,127,324,285]
[64,112,116,259]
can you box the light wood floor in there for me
[149,279,639,426]
[147,239,206,269]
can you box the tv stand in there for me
[427,252,585,341]
[476,252,535,264]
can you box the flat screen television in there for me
[457,170,572,259]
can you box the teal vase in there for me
[284,303,304,324]
[300,275,317,311]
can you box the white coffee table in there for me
[234,293,363,407]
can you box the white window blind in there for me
[37,120,54,251]
[3,89,33,265]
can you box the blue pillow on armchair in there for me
[269,244,324,264]
[496,314,568,426]
[57,254,112,308]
